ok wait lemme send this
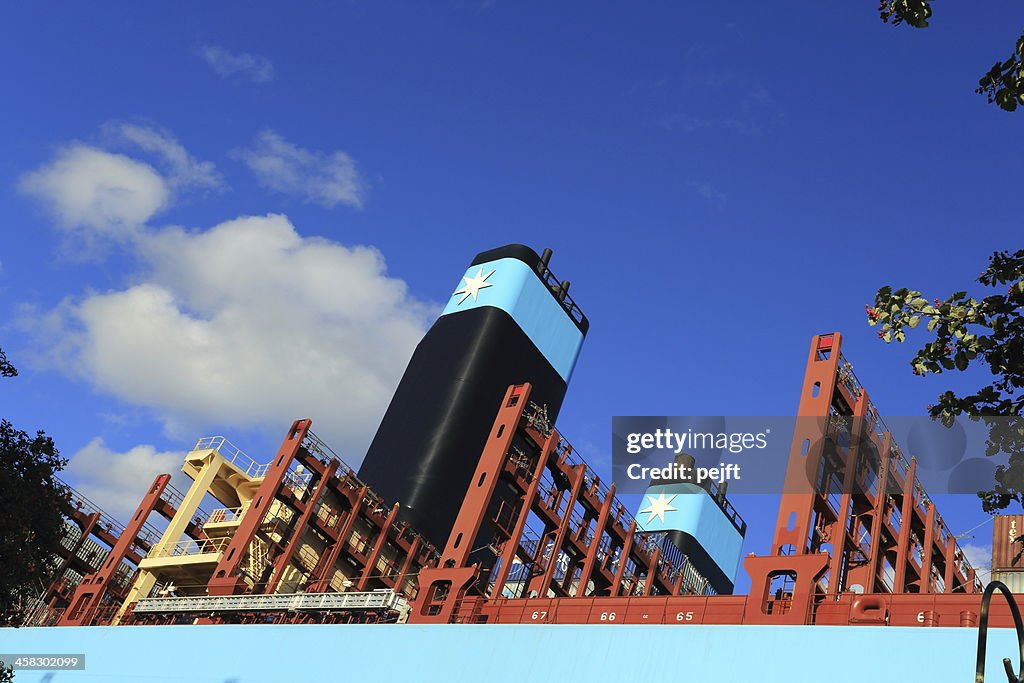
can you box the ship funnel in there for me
[359,244,589,547]
[676,452,696,470]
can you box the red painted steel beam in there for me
[208,419,311,596]
[610,521,636,595]
[357,503,401,591]
[440,383,531,569]
[307,484,368,593]
[490,431,553,599]
[44,510,100,607]
[393,535,422,593]
[266,458,339,594]
[570,473,615,599]
[412,384,533,623]
[58,474,171,626]
[771,333,842,557]
[893,457,917,592]
[531,460,583,598]
[921,501,936,593]
[826,383,870,596]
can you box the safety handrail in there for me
[975,580,1024,683]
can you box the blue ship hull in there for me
[1,623,1016,682]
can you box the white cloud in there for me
[962,542,992,568]
[962,542,992,580]
[18,145,170,239]
[64,438,184,522]
[22,129,427,462]
[106,123,225,192]
[31,214,432,459]
[233,130,366,208]
[18,126,224,250]
[199,45,274,83]
[686,180,728,203]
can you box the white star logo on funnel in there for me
[639,493,678,525]
[453,267,495,304]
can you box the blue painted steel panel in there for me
[440,257,584,382]
[0,624,1009,683]
[637,483,744,582]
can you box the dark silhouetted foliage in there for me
[879,1,1024,111]
[0,348,68,628]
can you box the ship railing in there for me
[302,430,357,479]
[616,503,639,535]
[828,407,918,494]
[524,402,553,436]
[868,400,889,440]
[283,468,314,496]
[127,536,150,560]
[548,434,613,502]
[852,402,915,477]
[536,263,587,328]
[633,530,687,583]
[827,409,853,450]
[654,536,687,576]
[837,353,863,399]
[516,420,614,509]
[937,516,951,545]
[159,481,187,510]
[132,589,405,615]
[159,483,212,533]
[21,601,64,628]
[137,521,163,548]
[702,478,747,534]
[538,468,560,512]
[193,436,266,479]
[568,505,587,537]
[151,537,230,559]
[207,504,249,525]
[60,480,128,539]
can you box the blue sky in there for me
[1,2,1019,593]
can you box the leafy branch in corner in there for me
[0,349,16,378]
[866,249,1024,511]
[878,0,1024,112]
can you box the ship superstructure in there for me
[9,245,1023,683]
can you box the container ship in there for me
[5,244,1023,683]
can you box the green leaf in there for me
[997,89,1020,112]
[908,316,921,329]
